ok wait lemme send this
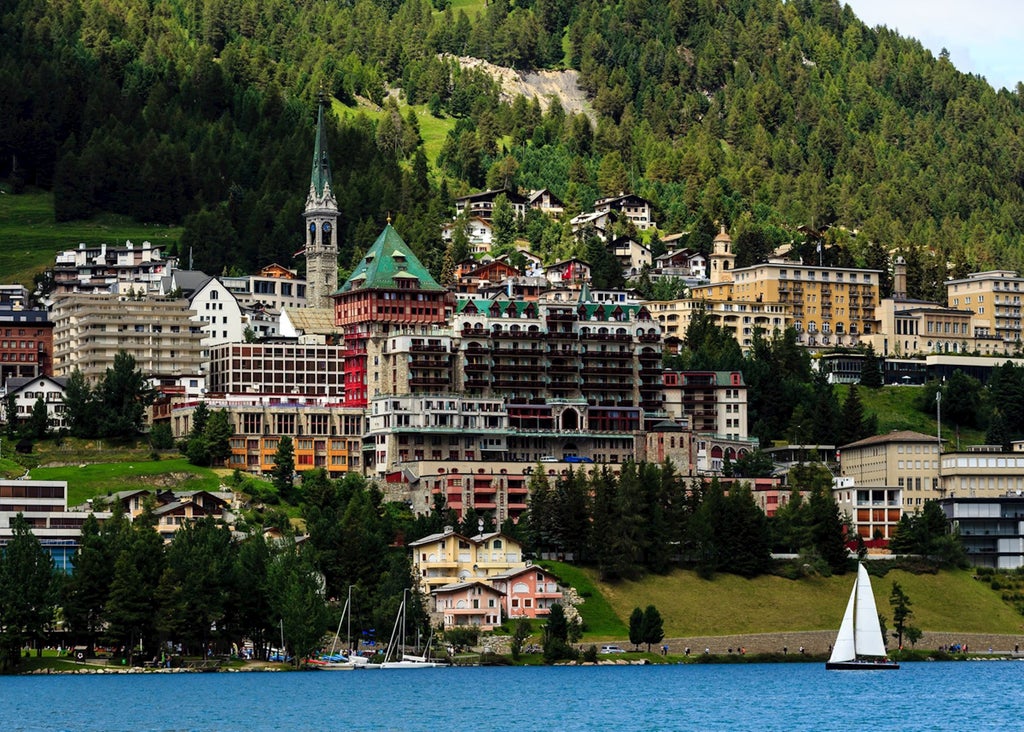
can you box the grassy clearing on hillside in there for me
[446,0,487,19]
[837,384,986,446]
[334,99,456,168]
[0,189,182,287]
[541,561,629,638]
[30,458,220,507]
[567,565,1023,639]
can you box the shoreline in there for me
[16,631,1024,674]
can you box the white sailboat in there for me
[314,587,378,670]
[380,589,443,669]
[826,563,899,670]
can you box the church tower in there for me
[303,95,339,309]
[709,224,735,285]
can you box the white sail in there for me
[828,573,858,664]
[853,564,888,658]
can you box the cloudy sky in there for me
[843,0,1024,91]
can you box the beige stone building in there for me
[660,226,879,351]
[838,430,941,512]
[946,270,1024,352]
[50,293,205,383]
[865,258,1004,357]
[938,451,1024,499]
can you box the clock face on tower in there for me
[309,222,316,234]
[322,222,332,234]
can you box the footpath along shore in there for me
[658,631,1024,656]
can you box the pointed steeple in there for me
[310,92,333,200]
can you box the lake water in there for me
[2,662,1021,731]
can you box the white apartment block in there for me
[52,241,177,297]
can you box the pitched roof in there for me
[338,224,445,293]
[839,430,939,450]
[310,97,332,199]
[282,307,337,335]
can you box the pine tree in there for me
[641,605,665,652]
[628,607,644,650]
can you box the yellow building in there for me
[409,527,525,595]
[678,227,881,350]
[946,270,1024,352]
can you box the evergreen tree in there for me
[26,397,49,439]
[62,368,95,438]
[839,385,870,446]
[628,607,644,650]
[0,514,56,669]
[889,581,913,650]
[272,436,297,504]
[641,605,665,653]
[859,345,883,388]
[95,352,155,439]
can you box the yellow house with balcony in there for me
[409,526,524,595]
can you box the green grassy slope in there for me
[0,189,182,288]
[837,384,986,446]
[546,563,1022,639]
[30,458,220,507]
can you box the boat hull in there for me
[825,660,900,671]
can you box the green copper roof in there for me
[310,97,332,198]
[338,224,445,293]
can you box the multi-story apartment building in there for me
[170,394,364,477]
[593,193,654,231]
[205,342,346,398]
[838,430,940,512]
[50,293,205,384]
[647,298,790,351]
[938,450,1024,499]
[0,480,111,570]
[160,271,247,352]
[222,264,308,312]
[939,494,1024,569]
[52,240,177,296]
[453,189,528,222]
[0,305,53,380]
[864,257,1002,357]
[946,270,1024,351]
[660,370,749,441]
[832,475,902,541]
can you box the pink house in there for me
[432,581,505,630]
[489,565,564,620]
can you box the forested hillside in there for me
[2,0,1024,295]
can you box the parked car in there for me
[600,645,626,654]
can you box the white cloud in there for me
[843,0,1024,90]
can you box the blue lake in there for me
[2,662,1021,731]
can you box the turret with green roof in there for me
[338,223,445,294]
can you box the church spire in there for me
[310,92,333,200]
[303,93,339,310]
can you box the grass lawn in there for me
[0,189,182,288]
[540,560,629,638]
[837,384,985,446]
[334,98,456,169]
[556,565,1023,640]
[30,458,221,507]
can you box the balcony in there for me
[409,343,449,353]
[408,377,451,387]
